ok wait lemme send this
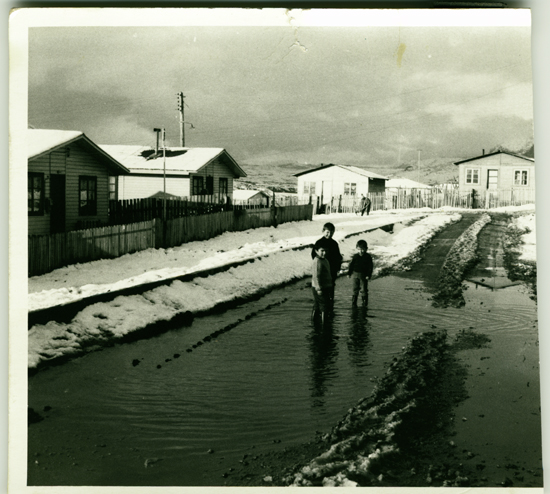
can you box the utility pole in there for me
[177,92,185,147]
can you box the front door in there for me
[487,169,498,189]
[50,174,66,233]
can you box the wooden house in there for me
[233,189,271,207]
[99,145,247,203]
[294,164,387,206]
[454,151,535,206]
[28,129,130,235]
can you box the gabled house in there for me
[294,164,387,206]
[99,145,247,203]
[233,189,271,207]
[28,129,130,235]
[454,150,535,199]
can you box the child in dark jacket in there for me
[348,239,373,307]
[310,222,342,313]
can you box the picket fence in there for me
[109,197,226,224]
[313,187,535,213]
[29,221,156,277]
[29,204,314,276]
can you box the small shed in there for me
[454,151,535,203]
[233,189,271,207]
[28,129,129,235]
[294,164,387,206]
[99,145,247,203]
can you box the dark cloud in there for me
[28,25,534,167]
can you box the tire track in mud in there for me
[393,213,481,287]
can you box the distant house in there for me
[385,177,432,191]
[454,151,535,201]
[99,145,247,203]
[233,189,271,207]
[294,164,387,206]
[28,129,130,235]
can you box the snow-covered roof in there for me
[28,129,130,174]
[99,144,247,178]
[28,129,84,159]
[294,164,388,180]
[386,178,432,189]
[233,189,270,201]
[454,150,534,165]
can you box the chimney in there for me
[482,149,485,155]
[153,128,162,157]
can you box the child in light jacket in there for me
[312,240,333,323]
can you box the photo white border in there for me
[7,5,549,494]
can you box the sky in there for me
[28,17,534,168]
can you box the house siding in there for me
[189,155,235,200]
[116,154,238,201]
[457,154,535,195]
[65,141,110,230]
[29,141,115,234]
[28,154,53,236]
[118,175,190,200]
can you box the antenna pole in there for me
[177,92,185,147]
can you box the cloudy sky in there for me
[28,17,533,167]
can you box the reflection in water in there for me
[307,319,339,408]
[347,307,372,369]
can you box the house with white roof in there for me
[294,164,388,206]
[99,144,247,203]
[28,129,129,235]
[385,177,432,190]
[233,189,271,207]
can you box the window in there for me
[344,182,357,195]
[514,169,529,186]
[465,168,480,185]
[205,176,214,195]
[219,177,228,195]
[303,181,316,195]
[192,176,204,196]
[79,176,97,216]
[109,176,117,200]
[28,172,44,215]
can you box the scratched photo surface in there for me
[12,8,543,493]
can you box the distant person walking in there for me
[311,240,332,324]
[359,195,372,216]
[311,222,342,313]
[348,239,373,307]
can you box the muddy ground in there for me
[225,213,542,488]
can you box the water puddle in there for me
[28,272,541,486]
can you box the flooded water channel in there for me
[28,269,541,486]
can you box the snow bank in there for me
[28,213,460,370]
[29,212,427,311]
[514,214,536,262]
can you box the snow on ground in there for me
[28,212,461,369]
[513,213,536,262]
[28,210,429,311]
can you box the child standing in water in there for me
[310,222,342,313]
[311,240,333,324]
[348,239,373,307]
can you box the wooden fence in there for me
[313,187,535,213]
[109,197,227,225]
[29,204,314,276]
[29,221,156,277]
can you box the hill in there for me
[237,143,534,192]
